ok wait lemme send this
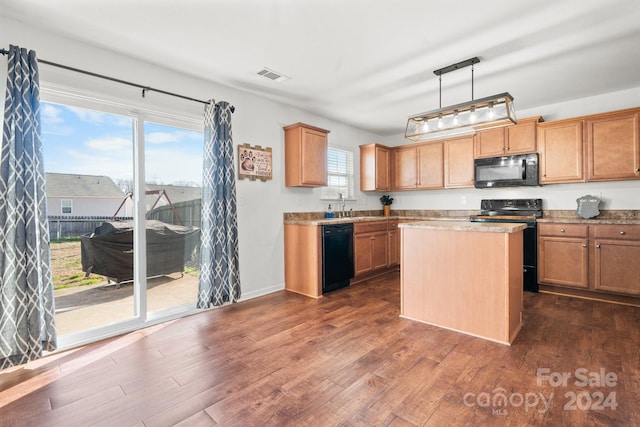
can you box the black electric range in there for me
[470,199,542,292]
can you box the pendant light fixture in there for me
[405,57,516,142]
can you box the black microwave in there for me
[474,153,539,188]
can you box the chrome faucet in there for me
[338,193,346,217]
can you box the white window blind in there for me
[322,147,355,200]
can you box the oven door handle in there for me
[522,159,527,180]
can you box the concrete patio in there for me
[54,273,199,336]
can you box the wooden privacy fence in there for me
[48,216,132,240]
[48,200,201,240]
[147,199,202,228]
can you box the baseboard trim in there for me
[538,285,640,307]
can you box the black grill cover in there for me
[81,220,200,282]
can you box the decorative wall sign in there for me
[238,144,272,181]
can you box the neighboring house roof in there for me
[145,184,201,205]
[46,173,125,199]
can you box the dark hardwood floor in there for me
[1,271,639,426]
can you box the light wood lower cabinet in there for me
[285,219,401,297]
[284,224,322,298]
[538,222,640,297]
[538,236,589,289]
[592,225,640,296]
[388,219,399,266]
[354,221,389,276]
[353,220,398,279]
[354,231,387,276]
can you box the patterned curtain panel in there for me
[0,45,57,369]
[198,101,241,308]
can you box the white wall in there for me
[0,17,383,300]
[378,88,640,211]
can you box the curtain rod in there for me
[1,47,218,107]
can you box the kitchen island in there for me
[399,221,526,345]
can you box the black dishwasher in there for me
[322,223,354,293]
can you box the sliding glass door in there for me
[144,121,202,317]
[42,101,137,336]
[40,95,203,347]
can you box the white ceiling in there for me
[2,0,640,136]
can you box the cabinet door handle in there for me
[635,168,640,172]
[596,244,601,248]
[582,244,587,248]
[371,236,376,240]
[619,231,626,235]
[560,229,565,233]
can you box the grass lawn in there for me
[50,239,104,290]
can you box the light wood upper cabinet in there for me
[368,107,640,191]
[284,123,329,187]
[360,143,391,191]
[475,127,507,158]
[475,117,540,158]
[537,119,584,184]
[392,146,417,189]
[585,110,640,181]
[391,142,444,190]
[444,136,475,188]
[417,142,444,189]
[507,117,540,154]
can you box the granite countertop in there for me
[284,216,470,226]
[284,210,640,226]
[399,220,527,233]
[287,216,640,226]
[537,218,640,225]
[539,209,640,224]
[285,216,388,226]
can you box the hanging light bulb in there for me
[437,114,444,129]
[469,106,477,123]
[488,102,495,119]
[422,119,429,132]
[453,110,459,125]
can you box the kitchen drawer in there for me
[355,221,388,234]
[538,223,588,238]
[591,224,640,240]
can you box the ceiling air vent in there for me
[256,67,289,82]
